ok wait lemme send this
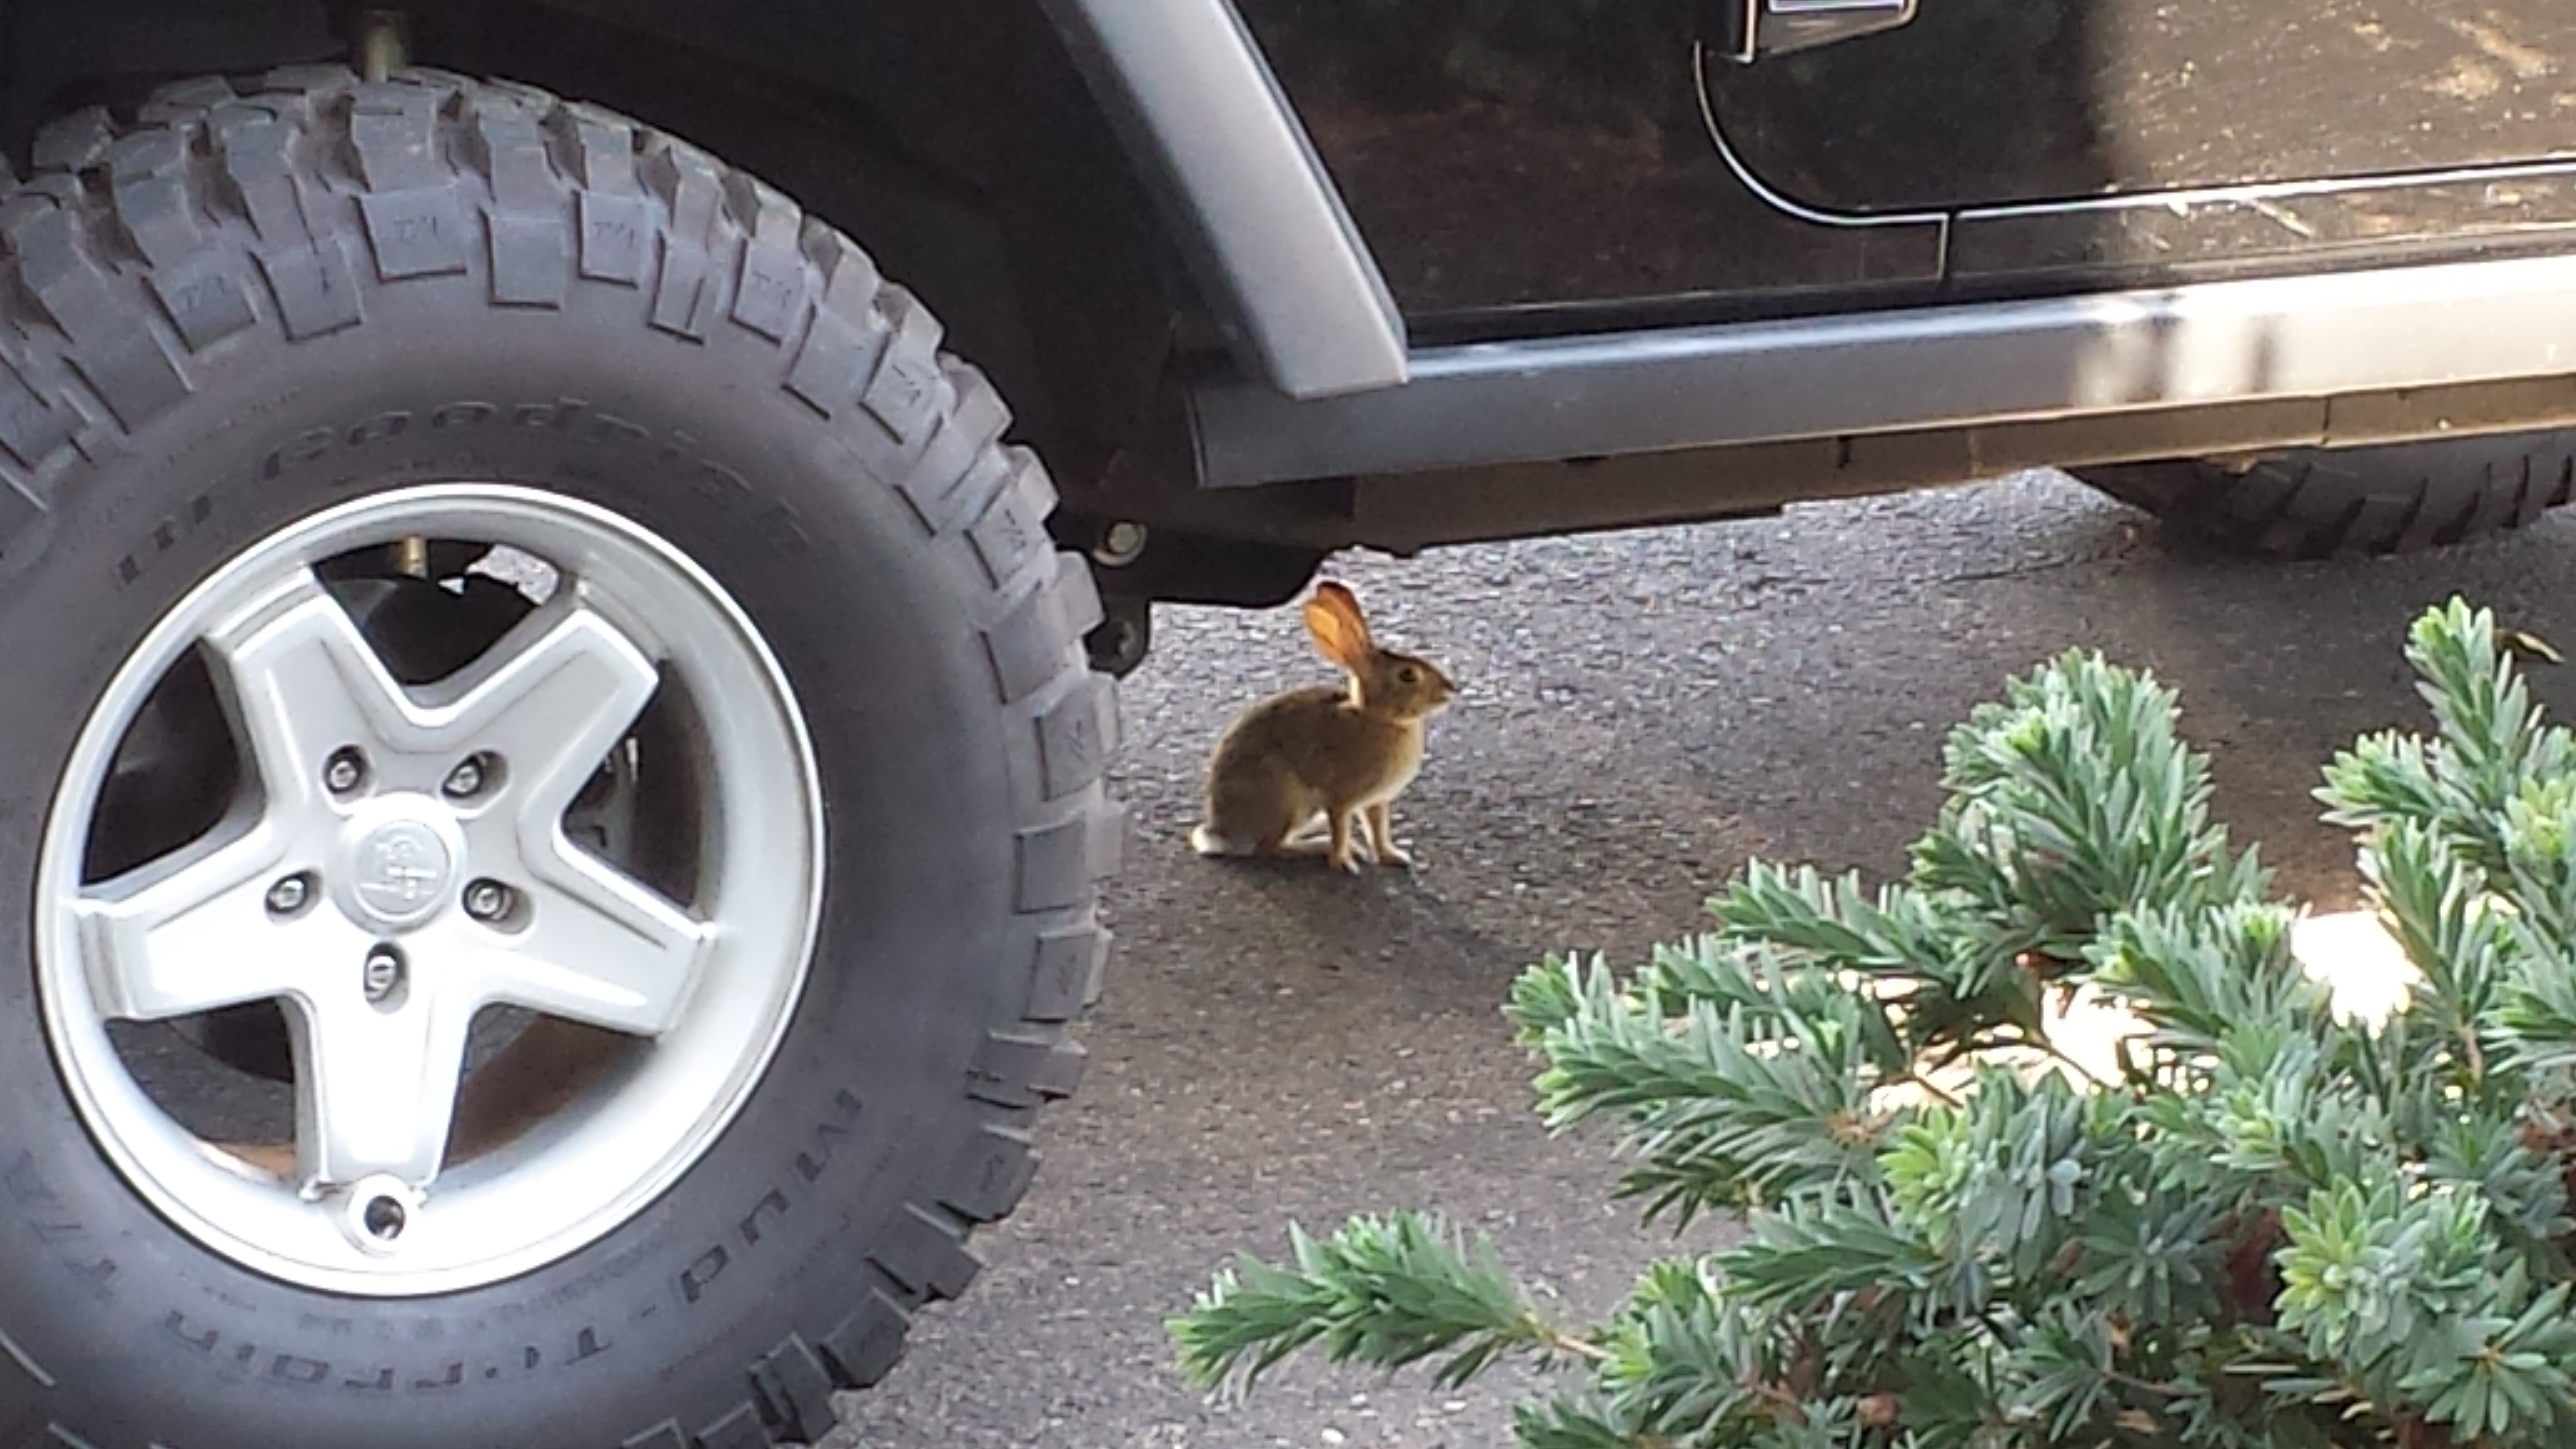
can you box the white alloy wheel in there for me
[36,483,822,1295]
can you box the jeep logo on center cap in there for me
[351,820,453,927]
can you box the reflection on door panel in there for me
[1230,0,2576,331]
[1704,0,2576,214]
[1231,0,1944,323]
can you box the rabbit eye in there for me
[1397,665,1420,685]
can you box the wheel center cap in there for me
[335,803,460,931]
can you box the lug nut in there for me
[441,753,492,799]
[265,873,312,915]
[361,944,405,1005]
[336,1173,421,1255]
[362,1194,407,1241]
[323,746,368,795]
[1093,520,1149,567]
[462,879,513,923]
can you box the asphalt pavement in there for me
[831,467,2576,1448]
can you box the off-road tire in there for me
[2077,432,2576,559]
[0,67,1117,1449]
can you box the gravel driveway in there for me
[831,469,2576,1448]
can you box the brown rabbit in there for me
[1189,580,1456,873]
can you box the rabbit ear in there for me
[1302,582,1374,671]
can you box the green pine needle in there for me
[1169,1212,1589,1400]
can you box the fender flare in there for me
[1040,0,1408,400]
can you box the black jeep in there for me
[2,3,2572,1447]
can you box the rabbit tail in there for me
[1190,823,1256,857]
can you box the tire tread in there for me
[2081,436,2576,559]
[1,65,1114,1449]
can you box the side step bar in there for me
[1188,249,2576,488]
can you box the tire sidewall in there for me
[1,270,1026,1447]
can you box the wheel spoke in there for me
[293,991,477,1189]
[202,568,411,818]
[74,821,307,1020]
[425,590,660,821]
[489,849,711,1036]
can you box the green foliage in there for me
[1171,596,2576,1446]
[1171,1212,1571,1395]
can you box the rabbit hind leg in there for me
[1241,801,1364,872]
[1194,786,1356,864]
[1263,807,1372,867]
[1191,817,1315,857]
[1282,807,1368,852]
[1189,822,1258,856]
[1193,764,1310,857]
[1288,807,1380,869]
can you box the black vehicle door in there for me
[1234,0,2576,327]
[1709,0,2576,286]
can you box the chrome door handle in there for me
[1724,0,1920,62]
